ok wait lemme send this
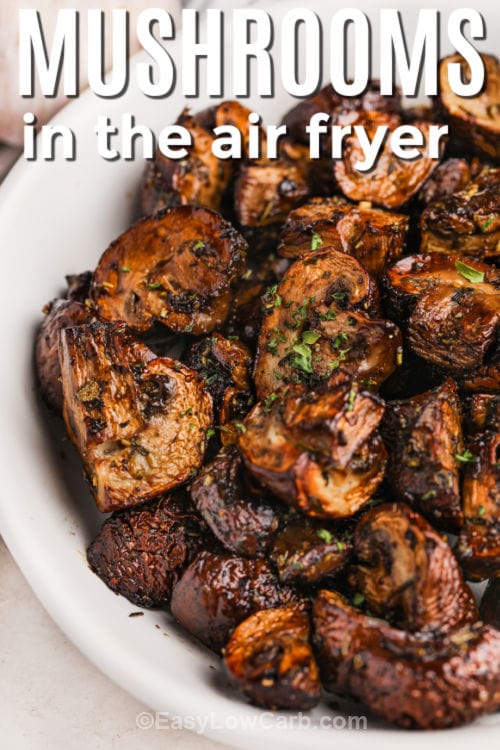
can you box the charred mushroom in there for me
[334,112,442,209]
[384,253,500,372]
[313,589,500,729]
[438,53,500,161]
[238,381,387,519]
[254,247,401,400]
[140,110,232,216]
[418,157,479,205]
[170,551,299,652]
[456,431,500,580]
[224,606,321,710]
[190,447,280,556]
[59,321,213,512]
[87,493,205,607]
[420,166,500,259]
[278,197,409,275]
[91,206,247,336]
[351,503,477,630]
[381,379,464,529]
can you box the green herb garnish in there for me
[317,528,333,544]
[455,260,484,284]
[311,232,323,251]
[455,449,476,463]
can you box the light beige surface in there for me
[0,538,229,750]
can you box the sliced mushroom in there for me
[352,503,477,630]
[480,578,500,629]
[234,157,310,228]
[91,206,247,336]
[253,247,402,400]
[418,157,479,205]
[35,298,98,412]
[438,53,500,161]
[278,197,409,275]
[312,589,500,729]
[238,381,387,519]
[190,446,280,556]
[87,492,206,608]
[270,515,352,585]
[170,551,299,652]
[420,166,500,259]
[456,431,500,580]
[224,606,321,710]
[381,379,464,529]
[59,321,213,512]
[334,112,442,209]
[140,110,232,216]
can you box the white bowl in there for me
[0,2,498,747]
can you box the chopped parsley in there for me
[316,528,333,544]
[347,384,356,412]
[120,266,131,273]
[192,240,205,250]
[311,232,323,251]
[455,449,476,463]
[352,593,365,607]
[478,505,486,517]
[455,260,484,284]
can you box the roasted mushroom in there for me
[351,503,477,631]
[334,112,442,209]
[420,166,500,259]
[140,110,232,216]
[281,81,402,149]
[381,379,464,529]
[270,515,352,586]
[456,431,500,580]
[91,206,247,336]
[183,332,253,441]
[418,157,479,205]
[190,447,280,556]
[278,197,409,275]
[224,606,321,710]
[384,253,500,372]
[238,381,387,519]
[438,53,500,161]
[59,321,213,512]
[35,298,97,412]
[312,589,500,729]
[480,578,500,629]
[254,247,402,400]
[87,492,205,607]
[234,157,310,228]
[170,551,299,652]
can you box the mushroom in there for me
[254,247,402,400]
[170,551,299,652]
[183,332,254,443]
[278,196,409,275]
[59,321,213,512]
[270,514,352,585]
[312,589,500,729]
[420,166,500,259]
[456,430,500,580]
[351,503,477,631]
[87,492,206,608]
[140,110,232,216]
[437,53,500,161]
[334,112,442,209]
[91,206,247,336]
[418,157,480,205]
[384,253,500,372]
[281,81,402,150]
[237,380,387,519]
[381,379,464,529]
[190,446,280,557]
[224,606,321,710]
[233,157,310,228]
